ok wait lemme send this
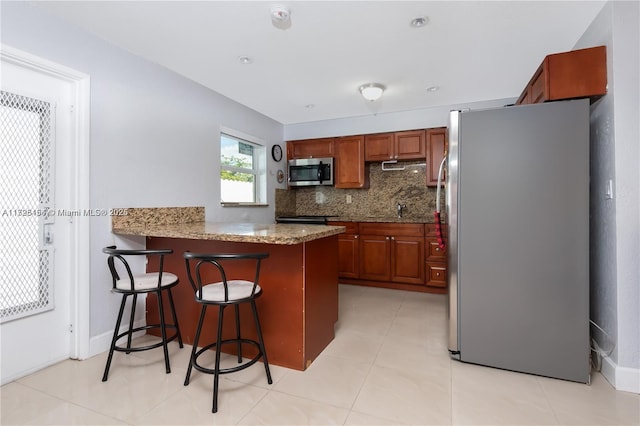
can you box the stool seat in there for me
[115,272,178,291]
[201,280,262,302]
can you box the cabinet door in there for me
[391,236,425,285]
[338,234,359,279]
[287,138,334,159]
[426,127,447,187]
[335,135,368,189]
[359,235,391,281]
[364,133,394,161]
[394,130,426,160]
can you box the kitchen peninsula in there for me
[111,207,345,371]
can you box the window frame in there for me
[219,127,267,206]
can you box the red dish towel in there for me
[433,211,446,251]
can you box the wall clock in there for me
[271,144,283,162]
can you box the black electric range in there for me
[275,215,331,225]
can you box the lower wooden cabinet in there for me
[332,222,359,279]
[346,222,426,288]
[330,221,447,293]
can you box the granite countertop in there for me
[113,221,345,245]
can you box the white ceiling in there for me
[32,1,606,125]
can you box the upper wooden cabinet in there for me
[516,46,607,105]
[395,130,426,160]
[363,133,394,161]
[334,135,368,189]
[426,127,448,187]
[287,138,334,160]
[364,130,426,161]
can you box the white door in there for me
[1,55,76,383]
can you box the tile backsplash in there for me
[276,161,443,221]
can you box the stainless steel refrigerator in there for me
[446,99,590,383]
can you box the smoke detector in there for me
[270,5,291,23]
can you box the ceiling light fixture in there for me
[426,86,440,92]
[359,83,386,102]
[238,56,253,64]
[410,16,429,28]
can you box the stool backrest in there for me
[103,246,173,292]
[183,252,269,303]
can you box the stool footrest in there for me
[113,324,179,353]
[192,338,264,375]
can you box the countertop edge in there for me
[112,222,345,245]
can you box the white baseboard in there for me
[600,355,640,394]
[88,319,147,358]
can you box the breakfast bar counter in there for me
[112,207,344,371]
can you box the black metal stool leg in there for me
[156,289,171,374]
[185,305,207,386]
[251,300,273,384]
[126,293,137,354]
[212,306,225,413]
[102,294,128,382]
[234,304,242,363]
[167,288,183,348]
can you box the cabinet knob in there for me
[391,236,395,240]
[436,272,441,277]
[435,247,440,251]
[354,235,359,239]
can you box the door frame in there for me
[1,44,91,360]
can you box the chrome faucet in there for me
[397,202,407,218]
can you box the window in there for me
[220,130,266,205]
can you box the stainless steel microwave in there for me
[288,157,334,187]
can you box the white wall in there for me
[1,2,285,347]
[284,98,514,140]
[575,1,640,393]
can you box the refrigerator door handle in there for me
[447,110,460,355]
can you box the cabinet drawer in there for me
[359,222,424,237]
[426,239,447,260]
[328,221,358,234]
[426,262,447,288]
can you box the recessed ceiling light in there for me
[426,86,440,92]
[305,104,315,109]
[410,16,429,28]
[238,56,253,65]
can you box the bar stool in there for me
[183,252,272,413]
[102,246,183,381]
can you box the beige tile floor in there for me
[2,284,638,425]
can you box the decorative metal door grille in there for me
[0,90,55,323]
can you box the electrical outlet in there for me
[346,195,352,204]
